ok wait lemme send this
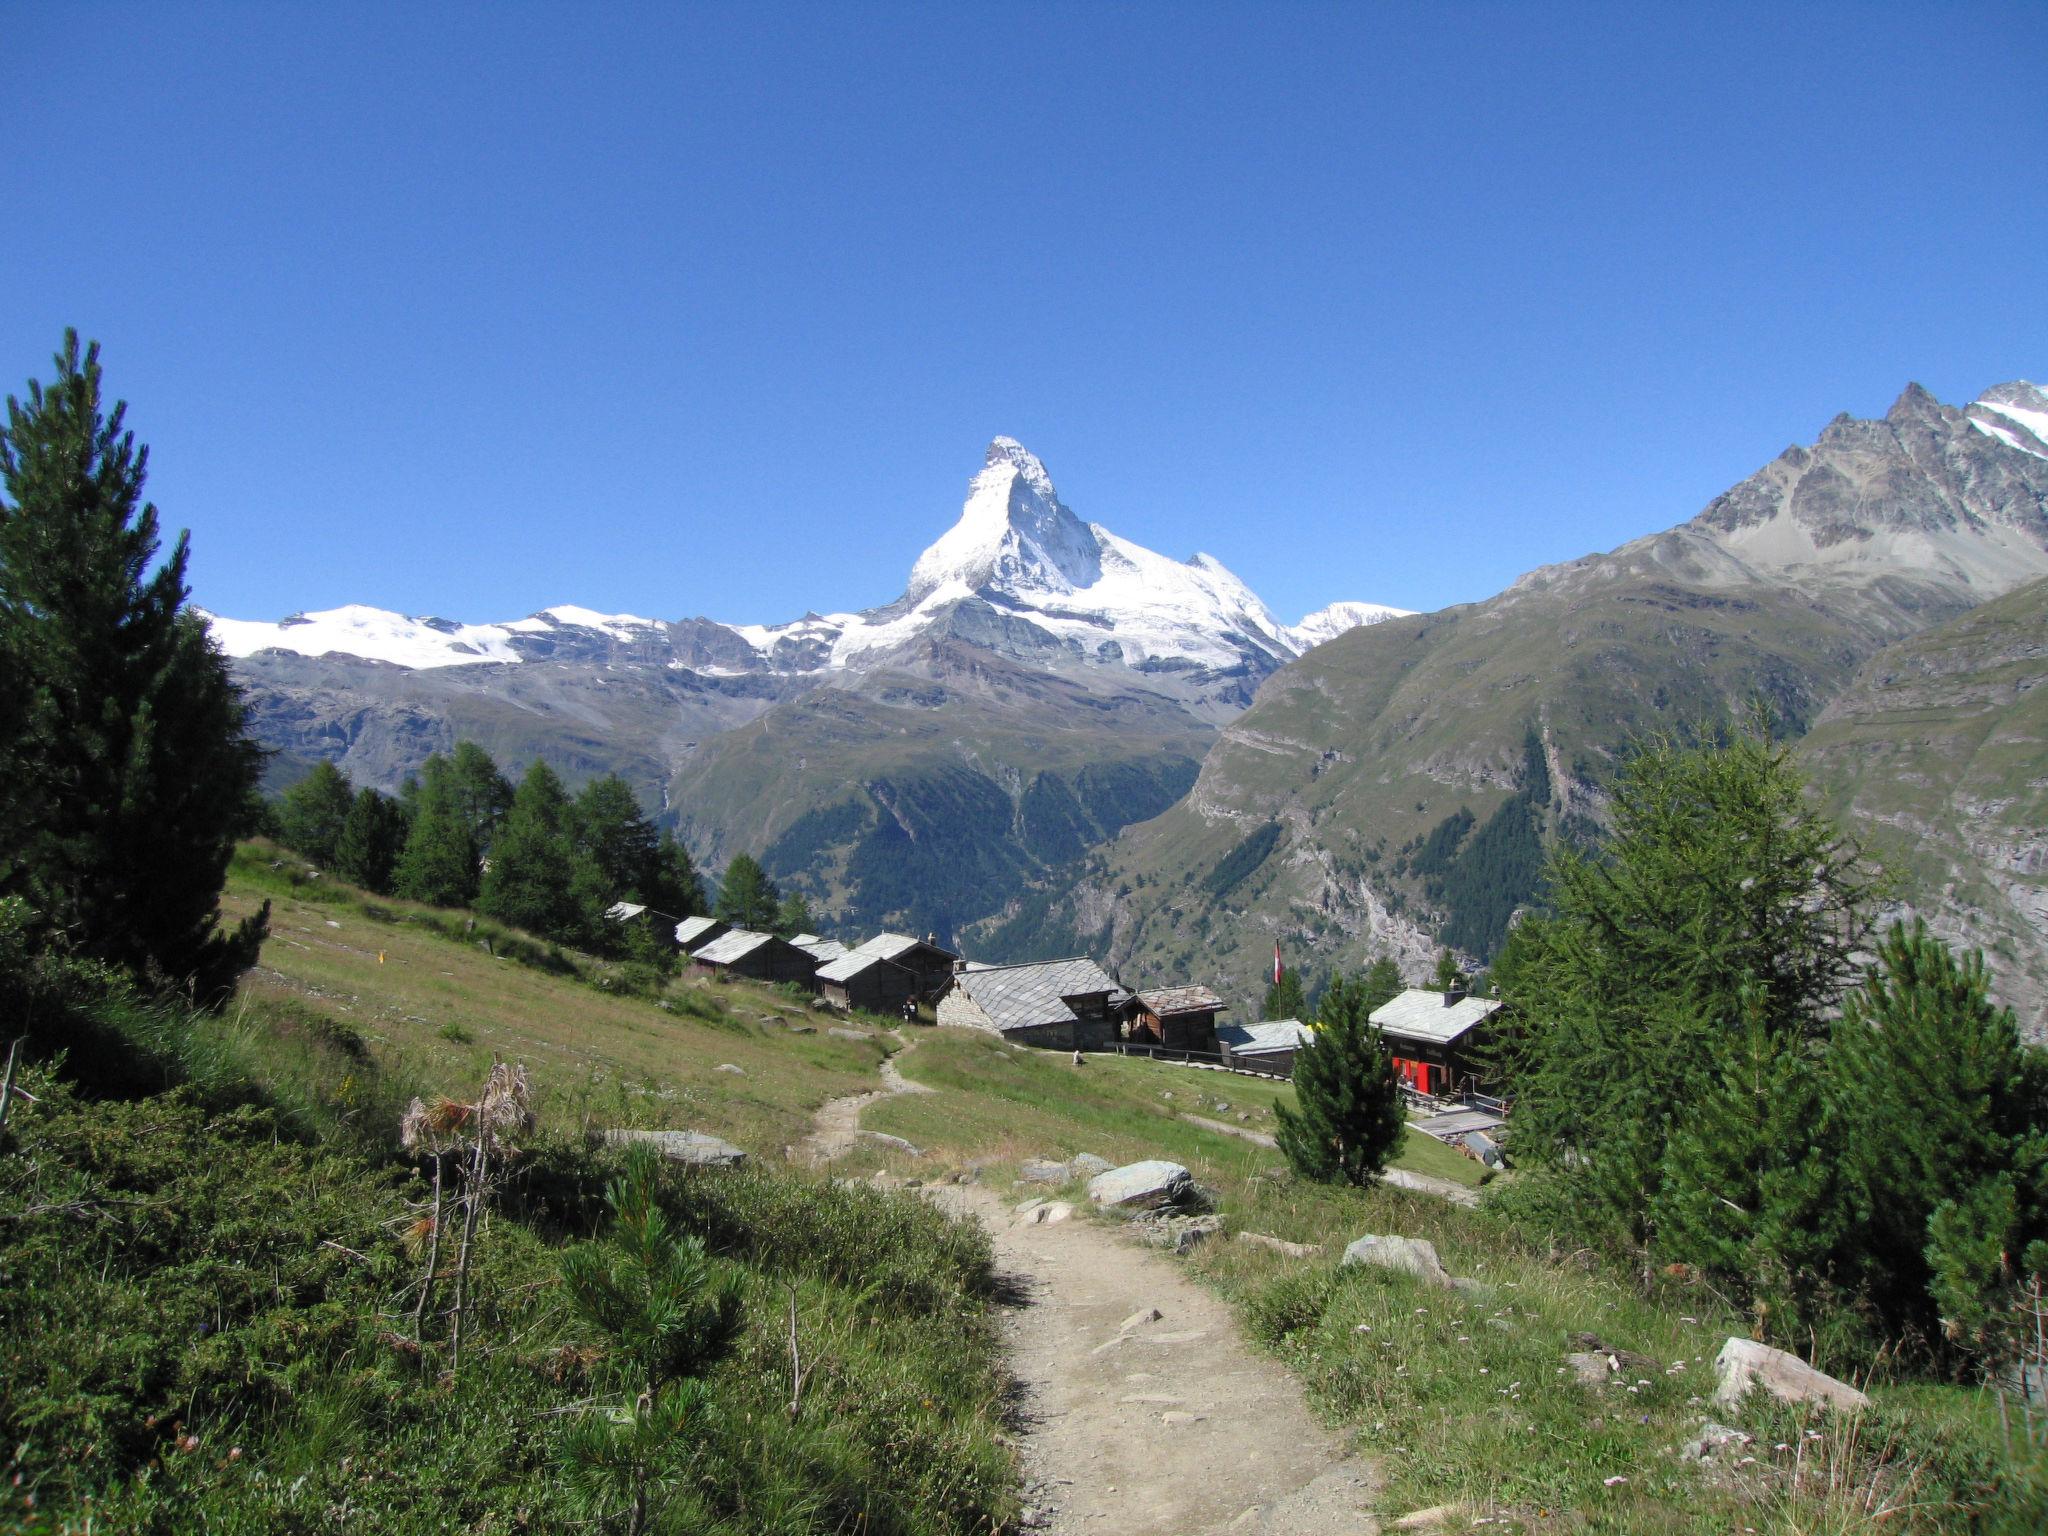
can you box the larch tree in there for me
[714,853,779,930]
[277,759,355,867]
[396,755,481,907]
[478,759,577,938]
[334,786,409,895]
[0,330,268,1003]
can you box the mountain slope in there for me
[1797,575,2048,1033]
[1017,381,2048,1020]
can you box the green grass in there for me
[221,842,888,1155]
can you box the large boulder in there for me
[1087,1159,1195,1210]
[1712,1338,1871,1413]
[1070,1152,1114,1177]
[1339,1234,1454,1288]
[603,1128,746,1168]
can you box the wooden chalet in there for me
[672,915,731,957]
[1126,985,1225,1051]
[936,957,1127,1050]
[690,929,819,987]
[1216,1018,1314,1075]
[1368,987,1503,1098]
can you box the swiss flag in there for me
[1272,943,1283,986]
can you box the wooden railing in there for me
[1098,1041,1294,1080]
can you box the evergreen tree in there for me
[276,759,355,867]
[1498,722,1879,1239]
[395,755,481,907]
[333,786,408,895]
[1359,955,1405,1016]
[651,831,705,920]
[714,853,779,930]
[448,741,513,853]
[1275,974,1405,1186]
[1430,948,1463,992]
[1648,993,1848,1345]
[478,759,577,939]
[774,890,813,938]
[1262,965,1307,1021]
[1830,920,2048,1362]
[573,776,662,902]
[557,1147,743,1535]
[0,330,268,1002]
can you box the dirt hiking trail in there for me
[797,1036,1379,1536]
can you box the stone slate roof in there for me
[817,931,937,983]
[1137,984,1225,1016]
[605,902,648,922]
[1217,1019,1314,1055]
[693,929,777,966]
[673,915,727,952]
[792,935,850,964]
[952,957,1125,1034]
[1368,989,1503,1046]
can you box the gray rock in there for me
[861,1131,922,1156]
[1087,1159,1195,1210]
[1463,1130,1504,1168]
[1679,1419,1751,1462]
[1713,1337,1871,1413]
[602,1128,746,1168]
[1237,1231,1322,1260]
[715,1062,745,1075]
[1070,1153,1113,1177]
[1019,1158,1071,1184]
[1136,1213,1223,1253]
[1339,1234,1455,1288]
[828,1026,873,1042]
[1565,1351,1614,1386]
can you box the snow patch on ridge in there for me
[204,605,527,668]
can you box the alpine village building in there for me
[1368,986,1503,1098]
[936,957,1129,1049]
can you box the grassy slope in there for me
[219,844,888,1155]
[865,1031,2044,1533]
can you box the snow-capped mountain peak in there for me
[1285,600,1413,652]
[906,436,1102,602]
[1967,381,2048,461]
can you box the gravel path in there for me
[803,1035,1380,1535]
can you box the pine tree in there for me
[1830,920,2048,1361]
[276,759,355,867]
[1430,948,1463,992]
[557,1146,743,1536]
[715,853,779,930]
[652,831,705,920]
[395,755,481,907]
[0,330,268,1002]
[1275,973,1405,1186]
[573,776,662,901]
[774,890,813,938]
[1262,966,1307,1021]
[478,759,577,939]
[1359,956,1405,1016]
[334,786,408,895]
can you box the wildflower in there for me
[1603,1475,1628,1486]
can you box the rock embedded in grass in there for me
[601,1128,747,1167]
[1339,1234,1455,1288]
[1711,1338,1871,1413]
[1087,1159,1195,1210]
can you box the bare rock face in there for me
[602,1128,746,1167]
[1712,1337,1871,1413]
[1339,1234,1454,1288]
[1087,1159,1195,1210]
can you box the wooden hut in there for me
[1368,987,1503,1098]
[690,929,819,988]
[935,957,1127,1050]
[1127,985,1225,1050]
[673,915,731,957]
[1216,1018,1314,1075]
[818,932,963,1015]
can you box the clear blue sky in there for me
[5,3,2044,628]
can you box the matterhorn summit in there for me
[906,437,1103,601]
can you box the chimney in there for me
[1444,983,1466,1007]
